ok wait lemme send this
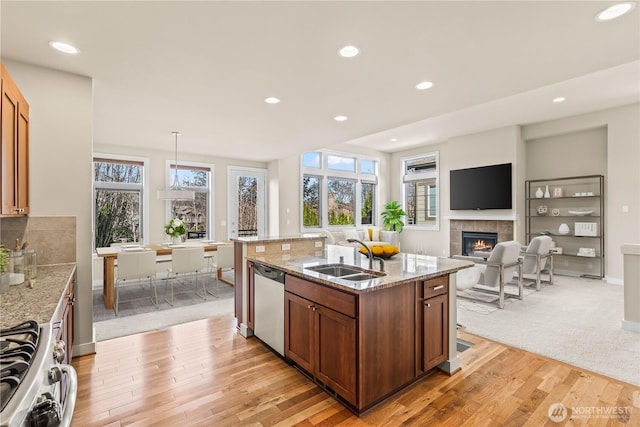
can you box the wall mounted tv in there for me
[450,163,512,210]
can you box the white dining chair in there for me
[166,247,210,305]
[207,244,234,297]
[520,236,554,290]
[114,250,159,316]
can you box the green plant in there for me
[0,244,8,274]
[381,201,407,233]
[164,218,186,237]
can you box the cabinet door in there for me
[1,83,18,214]
[420,293,448,371]
[284,292,314,373]
[16,104,28,214]
[315,305,356,404]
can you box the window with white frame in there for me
[402,152,439,229]
[167,164,212,240]
[302,151,378,229]
[93,156,145,249]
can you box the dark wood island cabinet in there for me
[246,246,473,415]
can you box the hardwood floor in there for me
[72,314,640,426]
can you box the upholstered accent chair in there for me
[521,235,554,291]
[454,240,523,309]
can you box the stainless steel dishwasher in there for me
[253,263,285,356]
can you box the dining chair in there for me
[114,250,159,316]
[166,247,210,305]
[207,244,234,297]
[520,235,554,290]
[454,240,523,309]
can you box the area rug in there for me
[457,275,640,386]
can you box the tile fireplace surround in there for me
[450,220,514,256]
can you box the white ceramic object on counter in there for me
[558,223,570,235]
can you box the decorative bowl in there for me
[536,205,549,216]
[359,244,399,259]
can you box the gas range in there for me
[0,320,77,427]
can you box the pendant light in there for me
[157,131,195,200]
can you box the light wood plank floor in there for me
[72,314,640,426]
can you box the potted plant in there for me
[165,218,187,244]
[381,201,407,233]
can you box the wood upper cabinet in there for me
[415,276,449,375]
[285,275,357,404]
[1,62,29,216]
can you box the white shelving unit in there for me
[525,175,604,279]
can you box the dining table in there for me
[96,241,228,309]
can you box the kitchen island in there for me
[245,245,473,414]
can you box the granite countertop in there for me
[232,233,326,243]
[0,263,76,329]
[246,245,474,293]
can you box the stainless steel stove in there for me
[0,320,77,427]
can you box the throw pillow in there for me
[366,226,382,242]
[343,229,360,242]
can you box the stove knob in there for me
[29,394,62,427]
[53,340,66,363]
[48,366,63,384]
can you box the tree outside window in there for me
[327,178,355,226]
[93,158,143,248]
[303,175,321,227]
[169,166,210,239]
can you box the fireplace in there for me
[462,231,498,256]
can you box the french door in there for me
[228,167,267,239]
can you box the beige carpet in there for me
[457,275,640,386]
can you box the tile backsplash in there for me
[0,216,76,265]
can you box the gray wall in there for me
[523,103,640,283]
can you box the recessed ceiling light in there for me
[552,97,566,103]
[390,138,398,142]
[264,97,280,104]
[596,2,635,21]
[334,115,348,122]
[416,81,434,90]
[338,45,360,58]
[49,41,79,54]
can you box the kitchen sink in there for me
[304,263,386,282]
[305,264,365,277]
[339,273,383,281]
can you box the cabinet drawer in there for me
[285,275,356,317]
[421,276,448,298]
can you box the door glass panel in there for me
[238,176,258,237]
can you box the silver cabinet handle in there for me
[433,285,444,291]
[425,303,431,308]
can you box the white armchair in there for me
[521,236,554,291]
[454,240,523,309]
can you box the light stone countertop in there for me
[0,263,76,329]
[232,233,326,244]
[246,244,474,293]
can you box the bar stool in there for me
[114,250,159,316]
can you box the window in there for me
[301,151,378,229]
[402,152,439,229]
[93,156,145,249]
[167,163,212,240]
[302,175,321,227]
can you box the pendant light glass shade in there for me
[158,132,195,200]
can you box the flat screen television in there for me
[450,163,512,210]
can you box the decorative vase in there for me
[172,236,183,245]
[544,185,551,198]
[535,187,544,198]
[558,223,570,235]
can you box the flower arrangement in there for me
[164,218,187,238]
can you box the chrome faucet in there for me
[347,238,384,272]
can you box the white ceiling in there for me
[1,1,638,161]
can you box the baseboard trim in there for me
[73,340,97,357]
[438,355,461,375]
[606,277,623,285]
[622,320,640,333]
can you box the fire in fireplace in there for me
[462,231,498,256]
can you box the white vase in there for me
[535,187,544,198]
[172,236,183,245]
[544,185,551,198]
[558,223,570,235]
